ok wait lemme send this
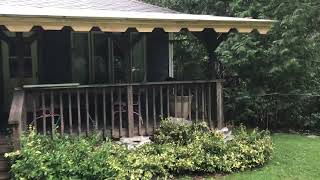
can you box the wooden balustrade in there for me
[8,80,224,142]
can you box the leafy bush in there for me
[5,130,128,179]
[154,121,273,173]
[6,121,273,179]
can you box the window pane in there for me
[8,42,31,57]
[93,33,109,83]
[132,33,145,82]
[24,43,31,57]
[23,58,33,78]
[9,58,18,78]
[9,43,16,57]
[72,33,89,84]
[113,35,129,83]
[9,58,33,78]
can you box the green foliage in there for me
[172,33,208,80]
[153,120,209,145]
[143,0,231,16]
[5,130,127,179]
[153,121,273,173]
[6,122,273,179]
[143,0,320,131]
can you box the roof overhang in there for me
[0,6,276,34]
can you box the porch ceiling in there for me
[0,5,275,34]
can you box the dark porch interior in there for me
[0,28,225,142]
[0,28,171,124]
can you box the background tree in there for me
[143,0,320,131]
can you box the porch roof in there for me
[0,1,275,34]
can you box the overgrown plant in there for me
[6,121,273,179]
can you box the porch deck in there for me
[8,80,224,148]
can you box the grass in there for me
[222,133,320,180]
[181,133,320,180]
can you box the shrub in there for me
[153,120,273,173]
[6,121,273,179]
[5,130,128,179]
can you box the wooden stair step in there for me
[0,139,10,145]
[0,137,10,180]
[0,146,12,155]
[0,172,9,180]
[0,160,9,171]
[0,156,7,162]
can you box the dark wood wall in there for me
[146,30,169,82]
[40,30,72,84]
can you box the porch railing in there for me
[8,80,224,149]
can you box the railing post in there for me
[8,88,26,150]
[216,81,224,129]
[127,85,134,137]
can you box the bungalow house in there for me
[0,0,274,147]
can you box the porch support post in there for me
[127,85,134,137]
[216,81,224,129]
[8,89,26,150]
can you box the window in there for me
[111,33,147,83]
[131,33,146,82]
[71,33,89,84]
[8,41,33,78]
[92,33,109,83]
[112,33,129,83]
[71,32,147,84]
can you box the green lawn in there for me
[182,133,320,180]
[221,134,320,180]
